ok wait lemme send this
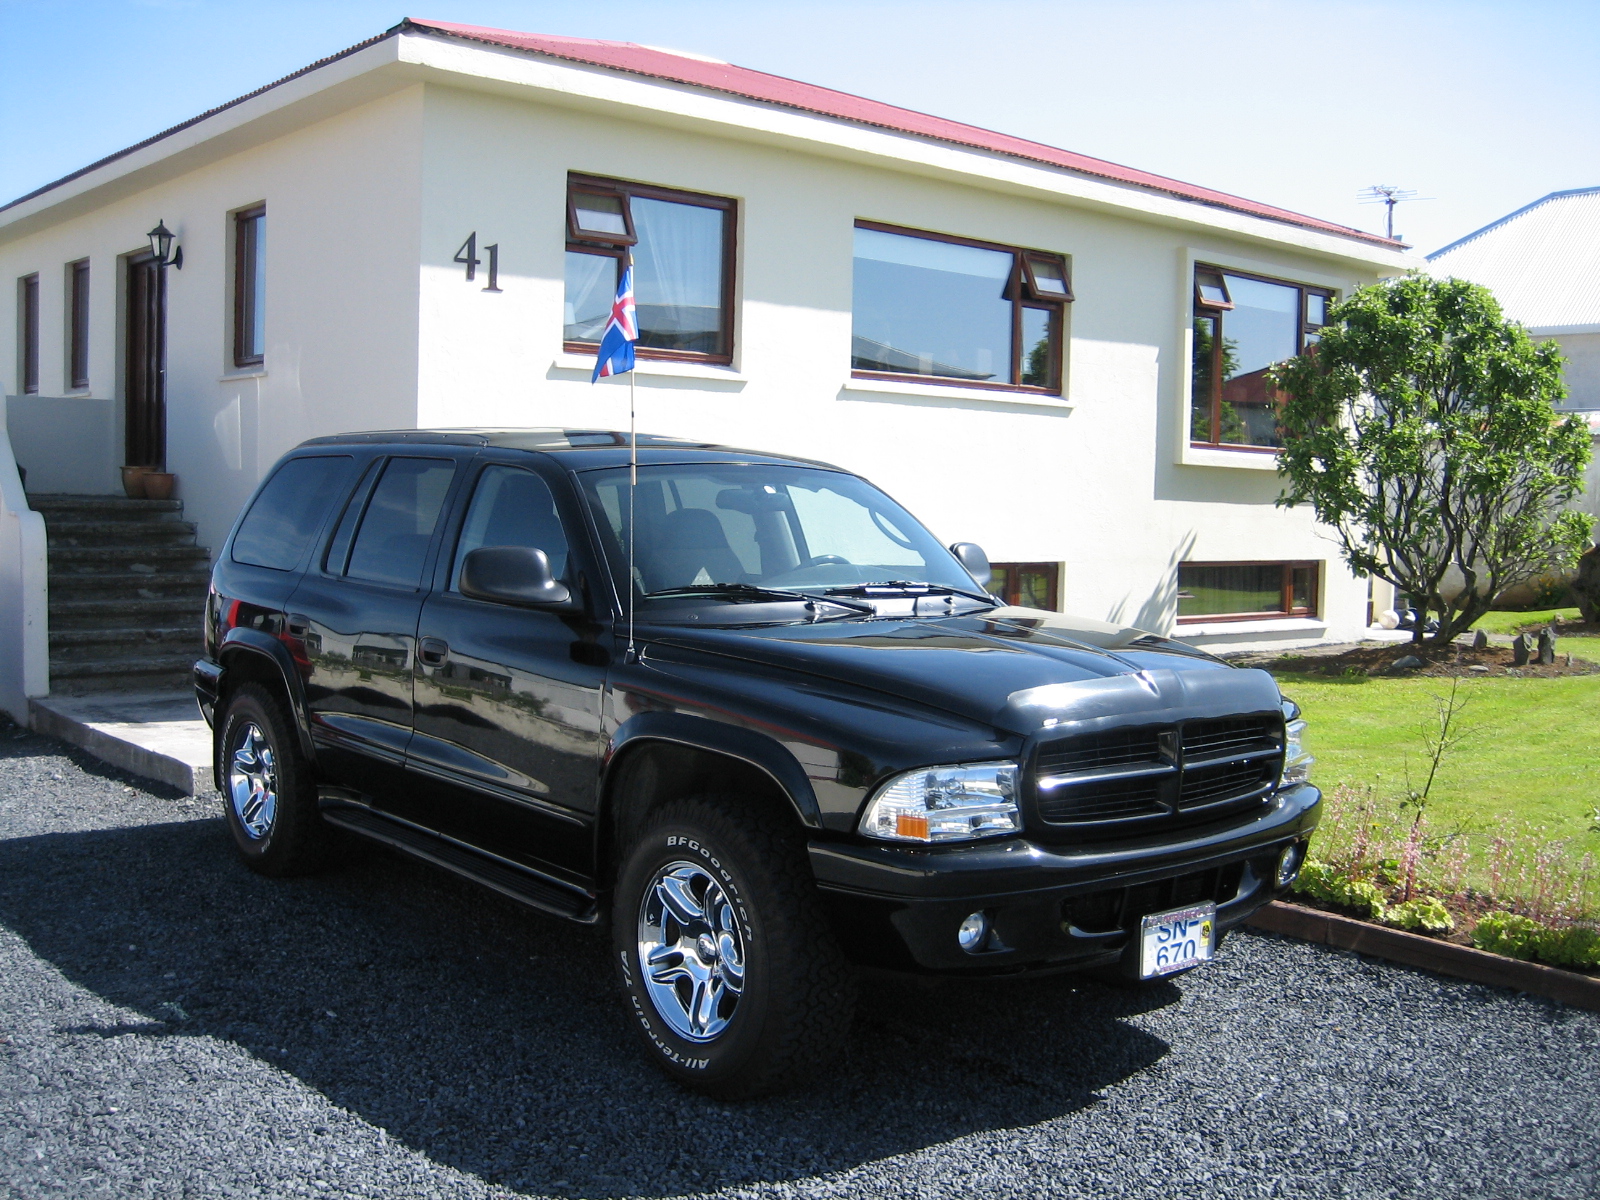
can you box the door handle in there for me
[418,637,449,667]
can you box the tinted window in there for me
[231,456,354,571]
[453,466,570,589]
[345,457,457,588]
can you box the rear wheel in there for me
[217,683,329,876]
[612,794,855,1099]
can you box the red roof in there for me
[406,18,1400,249]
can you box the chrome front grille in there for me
[1034,715,1282,829]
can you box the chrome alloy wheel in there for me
[227,721,279,841]
[637,860,747,1042]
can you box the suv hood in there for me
[647,606,1271,734]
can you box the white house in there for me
[0,18,1420,715]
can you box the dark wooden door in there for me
[124,252,166,468]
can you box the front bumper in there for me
[809,783,1320,974]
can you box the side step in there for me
[320,799,599,924]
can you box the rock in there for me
[1512,634,1530,666]
[1376,608,1401,630]
[1472,630,1489,651]
[1537,627,1556,665]
[1391,655,1424,671]
[1469,665,1490,673]
[1573,544,1600,624]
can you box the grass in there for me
[1278,672,1600,866]
[1470,607,1583,635]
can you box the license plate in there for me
[1139,902,1216,978]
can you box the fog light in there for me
[957,911,989,953]
[1276,843,1304,888]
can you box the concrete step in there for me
[28,494,185,517]
[49,627,202,662]
[49,597,209,630]
[48,572,210,603]
[29,690,212,794]
[48,652,197,695]
[49,544,211,570]
[42,518,200,543]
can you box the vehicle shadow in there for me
[0,811,1178,1197]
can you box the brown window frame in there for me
[18,273,39,394]
[1191,264,1332,452]
[233,205,266,369]
[852,221,1071,395]
[990,561,1061,610]
[564,174,736,366]
[1175,559,1320,624]
[67,259,90,390]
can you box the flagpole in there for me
[626,252,637,664]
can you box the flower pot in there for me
[121,465,152,498]
[141,472,176,501]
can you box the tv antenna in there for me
[1359,185,1431,241]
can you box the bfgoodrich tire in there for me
[216,683,330,877]
[612,795,856,1099]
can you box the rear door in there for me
[287,452,465,792]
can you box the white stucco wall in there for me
[1549,331,1600,411]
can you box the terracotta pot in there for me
[121,465,152,498]
[141,472,176,501]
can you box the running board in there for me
[320,798,599,924]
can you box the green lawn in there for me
[1471,607,1583,635]
[1278,672,1600,855]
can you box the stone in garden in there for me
[1391,655,1424,671]
[1512,633,1530,665]
[1472,630,1489,651]
[1469,665,1490,673]
[1537,627,1556,665]
[1572,543,1600,624]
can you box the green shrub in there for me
[1471,910,1543,958]
[1293,859,1388,920]
[1385,896,1454,934]
[1472,910,1600,968]
[1533,924,1600,970]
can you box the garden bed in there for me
[1241,641,1600,679]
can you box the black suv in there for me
[195,429,1318,1097]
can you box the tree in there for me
[1271,274,1593,646]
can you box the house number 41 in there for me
[454,233,502,292]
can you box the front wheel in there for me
[612,795,855,1098]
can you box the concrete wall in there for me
[1551,332,1600,412]
[414,84,1387,647]
[4,395,119,494]
[0,415,48,721]
[0,86,427,554]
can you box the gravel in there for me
[2,718,1598,1199]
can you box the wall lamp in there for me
[148,220,183,269]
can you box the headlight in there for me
[858,761,1020,843]
[1281,715,1313,786]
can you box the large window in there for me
[852,223,1070,393]
[1190,266,1330,450]
[563,175,734,363]
[340,457,458,589]
[233,205,266,368]
[67,259,89,390]
[1176,561,1319,622]
[230,455,356,572]
[18,273,39,394]
[990,562,1060,610]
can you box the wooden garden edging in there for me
[1246,900,1600,1013]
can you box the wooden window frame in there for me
[18,273,39,394]
[564,174,737,366]
[990,561,1061,610]
[1175,559,1320,624]
[233,205,266,369]
[1191,264,1332,452]
[67,259,90,390]
[851,220,1071,396]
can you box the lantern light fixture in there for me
[147,220,182,269]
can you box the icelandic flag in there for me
[591,263,638,382]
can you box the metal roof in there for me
[1427,187,1600,332]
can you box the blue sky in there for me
[3,0,1597,253]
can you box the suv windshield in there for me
[579,463,980,604]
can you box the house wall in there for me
[0,86,426,553]
[1550,332,1600,411]
[414,84,1384,646]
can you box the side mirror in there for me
[950,542,992,589]
[459,546,573,608]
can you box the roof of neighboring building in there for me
[2,17,1401,250]
[1427,187,1600,332]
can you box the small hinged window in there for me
[1194,268,1232,310]
[568,187,636,246]
[1022,254,1072,302]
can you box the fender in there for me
[605,710,823,830]
[217,627,317,761]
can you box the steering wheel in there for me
[797,555,850,569]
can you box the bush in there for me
[1385,896,1454,934]
[1294,859,1388,920]
[1471,910,1600,969]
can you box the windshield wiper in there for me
[642,583,875,613]
[823,580,997,606]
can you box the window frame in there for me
[563,173,737,366]
[1190,264,1332,452]
[1174,559,1320,624]
[67,259,90,390]
[232,204,266,369]
[990,561,1061,610]
[850,220,1071,396]
[18,273,39,394]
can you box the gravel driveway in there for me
[2,720,1597,1200]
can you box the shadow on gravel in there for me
[0,812,1176,1198]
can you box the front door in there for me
[124,251,165,468]
[408,460,607,877]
